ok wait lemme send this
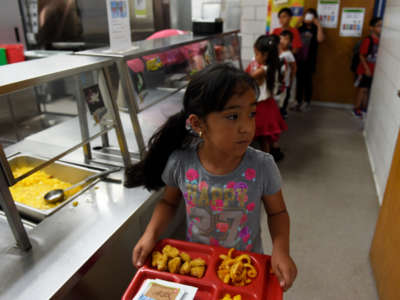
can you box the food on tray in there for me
[168,257,182,273]
[179,251,191,262]
[151,244,207,278]
[144,282,181,300]
[190,266,205,278]
[217,248,257,286]
[162,245,180,258]
[152,251,168,271]
[10,167,81,210]
[189,258,205,267]
[179,261,191,275]
[220,294,242,300]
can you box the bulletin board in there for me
[266,0,305,33]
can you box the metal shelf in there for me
[0,54,114,95]
[78,30,240,60]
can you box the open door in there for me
[370,130,400,300]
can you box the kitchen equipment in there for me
[193,19,223,35]
[6,154,98,220]
[44,167,121,203]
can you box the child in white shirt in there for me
[278,30,297,118]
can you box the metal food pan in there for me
[7,154,99,221]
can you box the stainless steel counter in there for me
[0,92,184,299]
[77,31,239,60]
[19,89,183,157]
[0,55,113,95]
[0,172,160,299]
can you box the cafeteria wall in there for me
[192,0,241,32]
[240,0,268,68]
[0,0,26,46]
[365,0,400,204]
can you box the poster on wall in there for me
[267,0,305,33]
[339,7,365,37]
[83,85,108,124]
[317,0,340,28]
[134,0,147,18]
[106,0,132,51]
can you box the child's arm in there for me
[263,191,297,291]
[250,67,266,86]
[132,186,182,267]
[359,54,372,77]
[359,38,372,76]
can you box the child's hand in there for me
[132,232,157,268]
[271,250,297,291]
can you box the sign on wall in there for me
[134,0,147,18]
[106,0,132,51]
[317,0,340,28]
[339,7,365,37]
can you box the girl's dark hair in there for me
[306,8,318,18]
[370,17,382,27]
[278,7,293,17]
[254,35,280,94]
[125,63,258,191]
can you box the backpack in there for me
[350,36,374,73]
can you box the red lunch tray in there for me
[122,239,282,300]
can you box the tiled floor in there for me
[260,106,380,300]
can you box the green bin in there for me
[0,48,7,65]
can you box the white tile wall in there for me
[240,0,267,67]
[365,0,400,204]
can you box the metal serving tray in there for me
[7,154,99,221]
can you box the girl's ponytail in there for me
[254,35,280,94]
[125,110,190,190]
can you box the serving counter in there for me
[0,30,242,299]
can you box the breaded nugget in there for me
[156,253,168,271]
[162,245,179,258]
[179,261,191,275]
[190,266,205,278]
[151,251,162,267]
[179,251,191,262]
[190,258,206,267]
[167,256,181,273]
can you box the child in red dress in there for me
[246,35,287,161]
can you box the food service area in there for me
[0,0,400,300]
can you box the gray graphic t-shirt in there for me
[162,146,282,253]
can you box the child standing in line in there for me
[245,35,288,162]
[272,7,303,54]
[353,17,382,117]
[130,63,297,291]
[279,30,297,119]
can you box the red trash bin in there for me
[0,44,25,64]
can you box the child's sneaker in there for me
[301,103,311,112]
[352,108,362,118]
[290,103,302,112]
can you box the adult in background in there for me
[293,8,324,112]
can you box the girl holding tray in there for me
[128,63,297,291]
